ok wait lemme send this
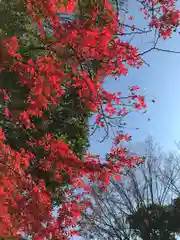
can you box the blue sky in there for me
[72,0,180,239]
[89,37,180,156]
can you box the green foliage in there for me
[50,86,90,159]
[0,0,29,36]
[128,202,180,240]
[168,197,180,233]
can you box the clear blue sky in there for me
[72,0,180,239]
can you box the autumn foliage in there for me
[0,0,179,239]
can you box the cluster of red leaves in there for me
[140,0,180,39]
[0,131,54,238]
[0,0,179,239]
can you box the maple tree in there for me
[0,0,179,239]
[0,1,90,205]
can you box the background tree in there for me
[79,138,180,240]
